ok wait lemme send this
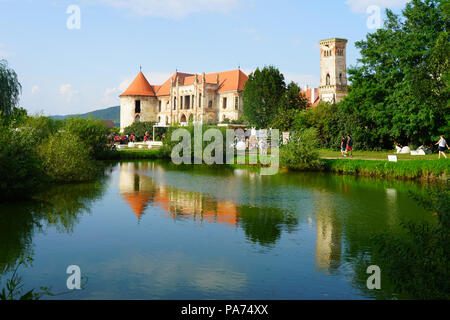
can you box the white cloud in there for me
[97,0,240,19]
[59,83,78,102]
[346,0,409,13]
[31,85,39,95]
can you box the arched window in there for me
[135,100,141,113]
[180,114,187,123]
[326,74,331,85]
[208,100,213,108]
[135,115,140,123]
[339,73,343,85]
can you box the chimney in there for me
[216,74,220,84]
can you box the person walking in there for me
[436,135,449,159]
[346,135,353,157]
[340,135,347,157]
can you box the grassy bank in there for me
[104,147,449,181]
[321,159,449,180]
[319,149,444,160]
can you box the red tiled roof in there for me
[121,70,249,97]
[300,88,320,107]
[154,70,248,96]
[120,72,157,97]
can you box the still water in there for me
[0,161,435,299]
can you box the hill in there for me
[50,106,120,127]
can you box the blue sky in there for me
[0,0,409,115]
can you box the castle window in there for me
[208,100,212,108]
[234,97,239,110]
[339,73,343,85]
[135,115,140,123]
[158,100,162,112]
[199,93,202,108]
[173,97,177,110]
[326,74,331,86]
[135,100,141,113]
[222,97,227,109]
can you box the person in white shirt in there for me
[435,135,449,159]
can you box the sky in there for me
[0,0,409,116]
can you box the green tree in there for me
[242,66,286,128]
[271,82,309,131]
[0,60,21,119]
[341,0,449,148]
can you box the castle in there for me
[120,38,348,131]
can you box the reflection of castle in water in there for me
[314,191,342,274]
[119,162,239,226]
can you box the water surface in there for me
[0,161,435,299]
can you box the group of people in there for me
[340,135,353,157]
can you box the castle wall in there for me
[120,95,158,131]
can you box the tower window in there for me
[339,73,343,85]
[199,93,202,108]
[326,74,331,86]
[135,100,141,113]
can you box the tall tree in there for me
[0,59,22,118]
[271,82,309,131]
[341,0,449,147]
[242,66,286,128]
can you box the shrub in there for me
[123,121,158,140]
[279,128,322,170]
[0,125,45,201]
[39,132,99,183]
[63,118,109,159]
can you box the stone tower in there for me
[119,72,158,132]
[319,38,348,103]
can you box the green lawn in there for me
[318,149,444,161]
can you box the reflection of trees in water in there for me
[0,179,106,276]
[239,205,298,247]
[0,203,42,275]
[35,180,106,233]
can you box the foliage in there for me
[341,0,449,148]
[279,128,322,170]
[161,124,229,163]
[0,258,52,300]
[370,186,450,299]
[39,132,99,183]
[0,125,46,201]
[123,121,159,140]
[0,59,21,118]
[242,66,286,128]
[62,117,109,159]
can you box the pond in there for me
[0,161,436,299]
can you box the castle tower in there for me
[319,38,348,103]
[119,72,158,132]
